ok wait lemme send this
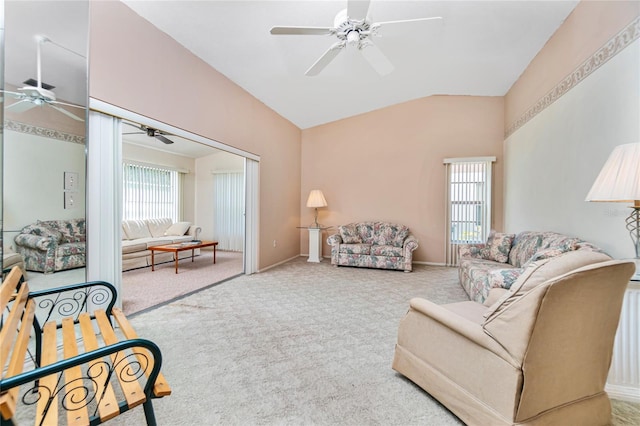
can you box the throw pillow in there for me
[482,232,515,263]
[164,222,191,236]
[122,220,152,240]
[339,223,362,244]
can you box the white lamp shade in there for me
[306,189,328,208]
[586,143,640,202]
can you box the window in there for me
[444,157,496,265]
[123,162,181,221]
[213,172,245,252]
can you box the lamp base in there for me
[632,258,640,282]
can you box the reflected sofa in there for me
[14,218,86,273]
[457,230,607,303]
[393,251,633,425]
[121,218,201,271]
[327,222,418,272]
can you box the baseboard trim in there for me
[413,261,448,267]
[258,255,301,273]
[606,383,640,403]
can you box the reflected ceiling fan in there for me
[1,35,85,121]
[270,0,442,76]
[123,122,175,145]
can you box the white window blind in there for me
[213,172,244,252]
[123,162,181,221]
[444,157,496,266]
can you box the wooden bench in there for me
[0,266,170,425]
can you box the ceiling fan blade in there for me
[0,90,25,100]
[359,41,394,76]
[49,103,85,121]
[347,0,371,21]
[305,41,346,76]
[6,99,37,113]
[270,26,335,36]
[155,134,174,145]
[370,17,443,37]
[50,100,86,110]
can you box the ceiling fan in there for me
[270,0,442,76]
[1,35,85,122]
[123,122,175,145]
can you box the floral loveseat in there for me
[327,222,418,272]
[457,231,608,303]
[14,218,86,274]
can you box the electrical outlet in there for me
[273,240,277,248]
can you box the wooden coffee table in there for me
[149,240,218,274]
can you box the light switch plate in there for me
[64,171,78,191]
[64,192,76,209]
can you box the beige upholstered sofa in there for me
[2,248,26,278]
[393,251,634,425]
[121,218,201,271]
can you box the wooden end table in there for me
[149,240,218,274]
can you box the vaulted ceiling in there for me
[122,0,579,129]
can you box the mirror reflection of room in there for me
[1,1,89,290]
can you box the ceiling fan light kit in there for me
[270,0,442,77]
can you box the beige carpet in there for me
[121,249,243,315]
[99,258,639,425]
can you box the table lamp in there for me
[586,142,640,280]
[306,189,327,228]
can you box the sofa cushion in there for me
[482,232,515,263]
[122,240,149,254]
[21,224,63,242]
[146,218,173,237]
[371,245,403,257]
[459,257,520,303]
[40,219,85,243]
[123,220,152,240]
[164,222,191,236]
[55,242,85,257]
[339,223,362,244]
[484,250,613,321]
[339,244,371,255]
[356,222,377,244]
[375,223,410,247]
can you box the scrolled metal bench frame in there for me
[1,274,168,426]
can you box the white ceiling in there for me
[122,0,579,129]
[4,1,89,106]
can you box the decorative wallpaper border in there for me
[2,119,85,144]
[505,16,640,138]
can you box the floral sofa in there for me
[457,230,608,303]
[327,222,419,272]
[121,218,201,271]
[14,218,86,274]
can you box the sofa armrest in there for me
[403,235,419,252]
[408,297,518,367]
[327,234,342,246]
[187,225,201,240]
[458,243,487,259]
[14,234,57,251]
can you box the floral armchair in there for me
[14,218,86,273]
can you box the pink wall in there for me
[505,0,639,131]
[301,96,504,264]
[89,1,301,270]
